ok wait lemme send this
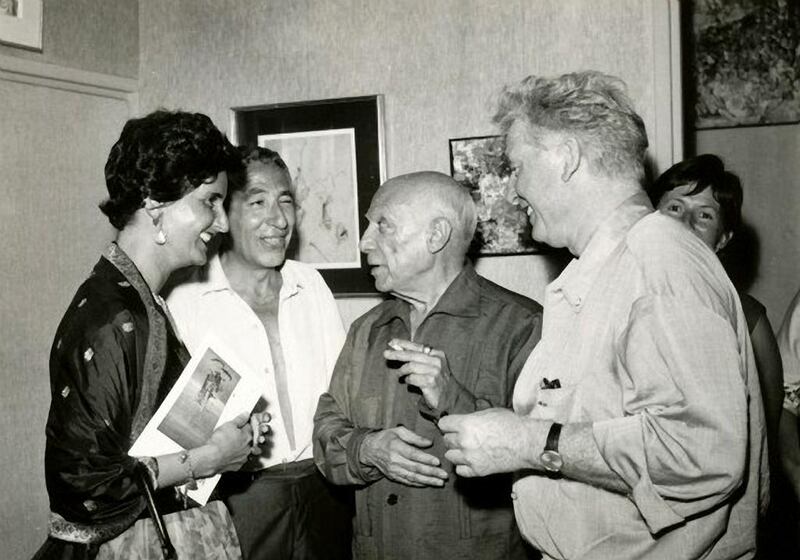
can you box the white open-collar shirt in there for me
[166,254,345,468]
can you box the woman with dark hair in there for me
[650,155,788,558]
[34,110,269,559]
[649,154,783,461]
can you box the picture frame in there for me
[0,0,42,51]
[449,135,545,256]
[231,95,386,296]
[691,0,799,129]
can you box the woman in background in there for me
[649,154,785,557]
[649,154,783,456]
[35,110,267,559]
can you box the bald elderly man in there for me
[313,172,542,560]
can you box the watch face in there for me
[540,450,563,472]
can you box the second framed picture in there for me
[231,95,386,296]
[449,135,546,256]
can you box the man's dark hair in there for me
[227,146,292,196]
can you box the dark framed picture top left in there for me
[231,95,386,296]
[0,0,42,51]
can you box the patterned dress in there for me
[34,243,241,559]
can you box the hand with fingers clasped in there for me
[384,338,452,409]
[359,426,449,487]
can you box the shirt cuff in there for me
[346,427,383,483]
[593,416,685,533]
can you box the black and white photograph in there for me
[3,1,800,559]
[157,348,241,450]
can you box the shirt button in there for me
[386,493,398,505]
[510,491,518,500]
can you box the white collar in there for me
[199,253,304,301]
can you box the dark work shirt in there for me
[314,263,542,560]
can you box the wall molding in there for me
[650,0,683,172]
[0,54,138,113]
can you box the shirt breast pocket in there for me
[533,385,576,421]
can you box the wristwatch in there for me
[539,422,563,473]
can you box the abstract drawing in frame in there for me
[232,95,386,295]
[258,129,360,270]
[692,0,800,129]
[449,135,544,256]
[0,0,42,51]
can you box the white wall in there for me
[696,125,800,327]
[0,3,138,558]
[0,0,138,77]
[0,74,132,560]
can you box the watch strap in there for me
[544,422,562,453]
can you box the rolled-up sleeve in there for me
[593,294,748,533]
[313,327,382,485]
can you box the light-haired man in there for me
[166,147,352,560]
[440,72,768,559]
[314,171,542,560]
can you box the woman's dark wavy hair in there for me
[648,154,743,234]
[100,110,241,230]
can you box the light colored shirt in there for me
[166,255,345,468]
[512,194,768,560]
[778,287,800,415]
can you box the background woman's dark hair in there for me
[100,110,242,229]
[647,153,743,234]
[227,145,291,198]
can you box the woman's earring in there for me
[145,198,167,245]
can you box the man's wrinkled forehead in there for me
[368,182,424,219]
[246,163,293,193]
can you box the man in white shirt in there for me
[167,147,351,560]
[439,71,767,559]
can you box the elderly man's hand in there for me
[360,426,449,487]
[439,408,541,477]
[384,338,452,409]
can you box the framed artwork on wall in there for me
[0,0,42,51]
[231,95,386,296]
[449,135,546,256]
[691,0,799,129]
